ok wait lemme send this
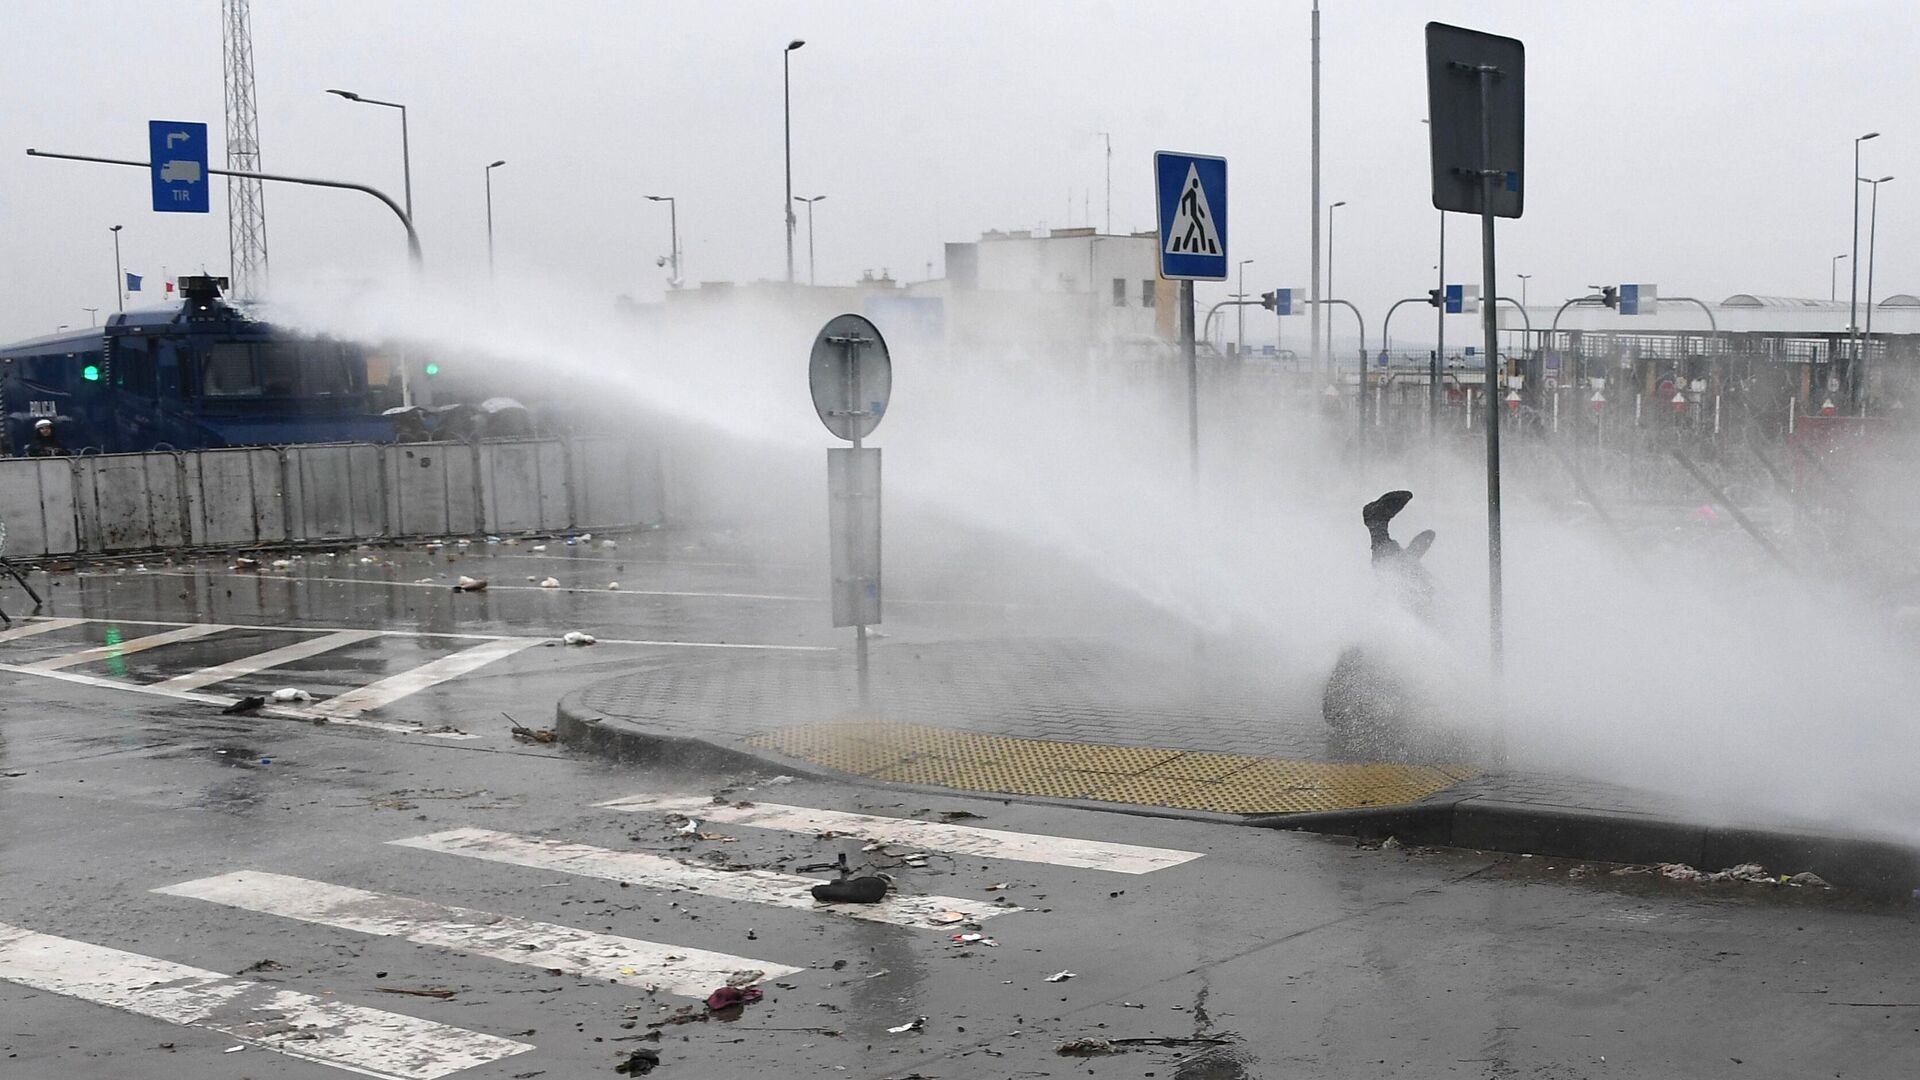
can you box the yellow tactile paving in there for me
[745,721,1476,815]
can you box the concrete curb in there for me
[557,689,1920,897]
[1252,799,1920,896]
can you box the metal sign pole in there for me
[1183,279,1198,483]
[841,334,872,707]
[1476,64,1507,759]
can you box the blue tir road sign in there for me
[149,120,210,214]
[1619,282,1658,315]
[1154,151,1228,281]
[1275,287,1302,315]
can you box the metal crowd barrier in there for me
[0,437,665,558]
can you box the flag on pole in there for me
[126,272,143,292]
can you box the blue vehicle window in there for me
[305,344,355,396]
[203,342,261,397]
[258,342,301,397]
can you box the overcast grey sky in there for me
[2,1,1913,344]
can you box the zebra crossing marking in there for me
[155,628,381,691]
[0,662,476,738]
[155,870,803,997]
[0,616,86,644]
[23,622,231,670]
[312,639,538,718]
[0,920,532,1079]
[601,795,1205,874]
[390,827,1014,928]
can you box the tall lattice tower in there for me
[222,0,268,298]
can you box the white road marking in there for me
[601,796,1205,874]
[313,638,536,717]
[24,622,231,670]
[0,921,531,1079]
[391,828,1014,929]
[156,871,803,997]
[0,616,87,644]
[155,629,381,691]
[0,663,477,739]
[12,614,831,652]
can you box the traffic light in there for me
[1426,288,1444,308]
[1600,286,1619,309]
[1259,290,1277,312]
[81,364,101,382]
[423,362,441,377]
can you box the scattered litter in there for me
[937,810,985,822]
[222,695,266,715]
[540,577,562,589]
[563,631,597,645]
[416,577,436,584]
[1380,836,1403,850]
[950,933,997,947]
[724,969,764,987]
[704,985,763,1011]
[674,818,700,836]
[696,832,737,842]
[1121,1001,1145,1009]
[1655,862,1776,884]
[1045,971,1078,983]
[233,557,259,571]
[359,557,376,565]
[600,539,619,550]
[887,1016,927,1034]
[237,958,284,974]
[532,545,547,552]
[607,581,622,590]
[985,882,1012,891]
[1056,1037,1117,1056]
[224,1045,246,1054]
[1786,872,1833,889]
[579,533,593,542]
[614,1047,660,1075]
[269,687,313,703]
[930,910,970,925]
[376,986,457,999]
[762,775,798,786]
[810,876,890,904]
[1108,1035,1235,1048]
[508,716,558,744]
[454,575,488,592]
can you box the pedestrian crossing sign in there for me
[1155,151,1228,280]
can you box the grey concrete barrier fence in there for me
[0,437,664,558]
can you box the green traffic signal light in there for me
[424,362,441,376]
[82,364,101,382]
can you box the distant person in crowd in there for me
[24,419,68,457]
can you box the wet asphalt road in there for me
[3,532,1920,1079]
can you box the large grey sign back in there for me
[1425,22,1525,218]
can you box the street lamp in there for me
[794,195,825,286]
[328,88,412,221]
[783,39,806,285]
[1515,273,1532,355]
[1237,258,1255,354]
[1831,253,1849,302]
[1326,200,1346,365]
[109,225,124,312]
[646,195,682,287]
[1861,174,1895,409]
[484,159,506,282]
[1848,131,1879,385]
